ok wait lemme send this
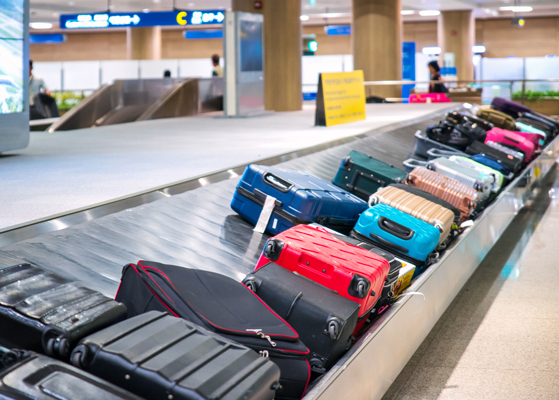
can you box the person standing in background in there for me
[211,54,223,77]
[428,60,448,93]
[29,60,50,119]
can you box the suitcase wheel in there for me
[368,195,379,207]
[348,275,370,299]
[342,156,352,169]
[244,276,261,292]
[327,318,342,340]
[42,328,70,358]
[1,349,26,369]
[70,345,89,369]
[263,239,284,261]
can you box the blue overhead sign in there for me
[60,9,225,29]
[325,25,351,36]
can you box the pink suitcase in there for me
[409,93,451,103]
[485,127,538,161]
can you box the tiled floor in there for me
[383,170,559,400]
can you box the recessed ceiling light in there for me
[473,45,486,54]
[187,2,195,6]
[401,10,415,15]
[52,12,59,16]
[143,8,150,12]
[152,0,160,3]
[300,15,310,21]
[68,1,75,5]
[422,46,441,55]
[419,10,440,16]
[499,6,532,12]
[29,22,53,29]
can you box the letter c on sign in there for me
[176,11,187,25]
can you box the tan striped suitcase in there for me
[368,185,456,246]
[405,167,478,223]
[476,108,517,131]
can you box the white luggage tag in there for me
[254,195,277,233]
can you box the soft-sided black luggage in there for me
[0,347,141,400]
[242,262,359,373]
[0,263,127,359]
[445,111,494,131]
[71,311,281,400]
[465,140,524,175]
[115,261,310,400]
[426,120,485,151]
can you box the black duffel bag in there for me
[427,120,486,150]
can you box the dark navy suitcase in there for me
[470,154,512,177]
[351,204,440,267]
[231,164,367,235]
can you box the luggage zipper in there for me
[246,329,277,347]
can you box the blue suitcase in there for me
[231,164,368,235]
[351,204,440,268]
[470,154,512,178]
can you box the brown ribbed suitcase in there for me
[476,108,517,131]
[368,185,456,246]
[405,167,477,223]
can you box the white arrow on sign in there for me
[132,14,140,25]
[216,12,224,23]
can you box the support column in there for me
[352,0,402,99]
[438,10,475,81]
[232,0,302,112]
[127,26,162,60]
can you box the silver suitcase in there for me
[427,157,494,201]
[486,141,526,161]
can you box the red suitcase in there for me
[255,224,390,333]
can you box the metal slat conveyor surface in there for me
[6,104,556,400]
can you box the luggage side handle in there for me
[378,217,414,241]
[426,148,468,160]
[402,158,428,173]
[262,173,293,193]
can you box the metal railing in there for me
[362,78,559,104]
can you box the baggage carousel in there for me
[1,104,557,400]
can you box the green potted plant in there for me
[512,90,559,115]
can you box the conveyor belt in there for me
[0,106,458,296]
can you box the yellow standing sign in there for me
[315,70,366,127]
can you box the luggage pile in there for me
[1,97,558,400]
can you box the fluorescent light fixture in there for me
[29,22,53,29]
[472,45,486,54]
[401,10,415,15]
[300,15,310,21]
[499,6,532,12]
[419,10,440,16]
[422,46,441,55]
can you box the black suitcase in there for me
[0,347,141,400]
[0,263,127,359]
[115,261,310,400]
[242,262,359,373]
[518,111,559,136]
[465,140,524,175]
[517,117,553,138]
[71,311,281,400]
